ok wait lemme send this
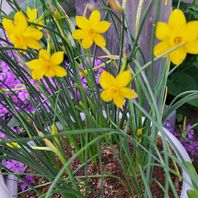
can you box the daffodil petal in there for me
[93,33,106,47]
[120,88,138,99]
[14,41,27,50]
[53,66,67,77]
[99,71,115,89]
[14,11,28,33]
[184,21,198,41]
[50,52,64,65]
[39,50,50,61]
[185,39,198,54]
[23,27,43,40]
[156,22,170,40]
[113,95,124,108]
[76,16,89,29]
[115,71,131,87]
[100,90,113,102]
[45,69,55,77]
[168,47,187,64]
[154,40,171,56]
[72,30,86,39]
[27,7,37,22]
[2,18,15,36]
[36,20,43,30]
[25,38,41,50]
[32,70,44,80]
[168,9,186,32]
[96,21,111,33]
[89,10,101,25]
[27,59,41,70]
[82,35,93,49]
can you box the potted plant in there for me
[0,0,198,197]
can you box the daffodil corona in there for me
[154,9,198,64]
[99,71,137,108]
[27,50,67,80]
[2,11,43,50]
[72,10,111,49]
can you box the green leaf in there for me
[186,162,198,177]
[168,72,198,107]
[187,190,198,198]
[7,117,20,128]
[185,162,198,189]
[168,72,197,94]
[193,62,198,69]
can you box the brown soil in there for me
[18,138,182,198]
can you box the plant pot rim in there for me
[162,128,192,198]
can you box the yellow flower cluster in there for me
[2,7,198,107]
[3,9,66,80]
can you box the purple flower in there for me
[0,103,8,117]
[164,119,197,157]
[18,90,29,101]
[20,183,28,191]
[164,120,176,136]
[0,52,36,119]
[80,59,104,87]
[164,120,171,128]
[182,140,198,156]
[2,159,26,173]
[0,131,7,139]
[20,175,35,191]
[25,175,35,184]
[186,124,194,140]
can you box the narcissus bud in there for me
[108,0,122,12]
[137,128,143,137]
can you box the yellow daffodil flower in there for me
[27,50,67,80]
[26,7,43,29]
[72,10,111,49]
[2,11,43,50]
[99,71,137,108]
[154,9,198,64]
